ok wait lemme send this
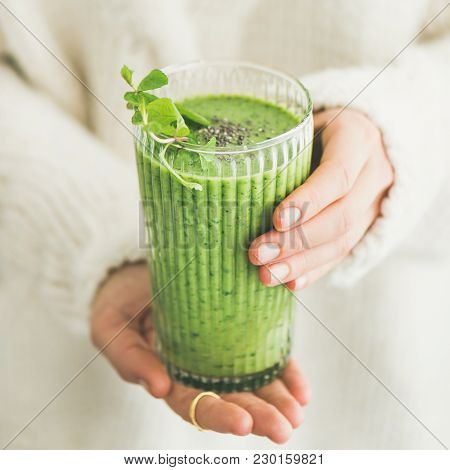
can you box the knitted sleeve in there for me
[301,31,450,286]
[0,64,144,334]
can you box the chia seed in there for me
[197,117,250,146]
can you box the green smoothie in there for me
[135,94,312,391]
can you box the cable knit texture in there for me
[1,0,449,449]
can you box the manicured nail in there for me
[257,243,280,264]
[269,263,289,284]
[279,207,301,229]
[292,276,307,290]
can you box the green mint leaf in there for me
[172,103,190,137]
[146,97,189,137]
[124,91,157,107]
[124,91,140,106]
[121,65,134,88]
[175,103,211,127]
[145,121,163,135]
[137,69,168,91]
[147,98,177,127]
[175,121,190,137]
[141,92,157,104]
[131,110,143,125]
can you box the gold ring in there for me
[189,391,221,431]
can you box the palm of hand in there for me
[91,264,310,443]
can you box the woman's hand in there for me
[91,263,311,444]
[249,108,394,289]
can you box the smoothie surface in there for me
[179,94,301,146]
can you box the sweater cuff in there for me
[301,64,446,286]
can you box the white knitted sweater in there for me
[1,0,449,450]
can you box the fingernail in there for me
[257,243,280,263]
[269,263,289,284]
[279,207,301,229]
[292,276,307,290]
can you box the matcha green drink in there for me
[134,62,313,391]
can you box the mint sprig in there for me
[121,65,210,140]
[137,69,168,91]
[121,65,213,191]
[120,66,180,135]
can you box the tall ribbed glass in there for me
[134,61,313,392]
